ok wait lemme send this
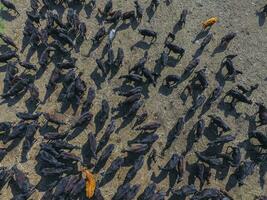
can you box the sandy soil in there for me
[0,0,267,199]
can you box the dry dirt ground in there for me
[0,0,267,199]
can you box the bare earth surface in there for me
[0,0,267,199]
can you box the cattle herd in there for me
[0,0,266,200]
